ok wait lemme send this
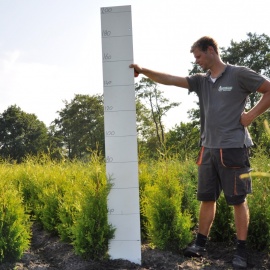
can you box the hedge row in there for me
[1,149,270,262]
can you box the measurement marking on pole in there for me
[101,5,141,265]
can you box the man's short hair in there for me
[191,36,219,54]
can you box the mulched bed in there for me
[0,223,269,269]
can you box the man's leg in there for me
[184,201,216,257]
[233,201,249,240]
[184,147,219,257]
[198,201,216,236]
[232,201,249,268]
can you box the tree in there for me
[166,122,200,160]
[135,78,180,149]
[52,94,104,159]
[47,124,66,160]
[221,32,270,78]
[0,105,48,162]
[136,99,156,142]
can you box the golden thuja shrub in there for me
[0,163,31,262]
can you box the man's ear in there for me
[208,46,216,54]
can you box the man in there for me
[130,36,270,268]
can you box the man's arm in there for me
[129,64,189,89]
[241,80,270,126]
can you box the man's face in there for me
[193,47,211,71]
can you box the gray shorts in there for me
[196,147,252,205]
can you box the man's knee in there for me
[225,194,246,205]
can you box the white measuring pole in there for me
[100,5,141,264]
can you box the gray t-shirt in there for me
[186,64,266,148]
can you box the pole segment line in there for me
[100,5,141,264]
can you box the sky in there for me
[1,0,270,129]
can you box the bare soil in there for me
[0,223,269,270]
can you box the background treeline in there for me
[0,33,270,163]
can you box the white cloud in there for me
[1,50,21,74]
[0,47,104,127]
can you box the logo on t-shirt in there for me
[218,86,233,92]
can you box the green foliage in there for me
[136,99,156,142]
[246,148,270,250]
[71,187,115,260]
[177,161,199,225]
[0,179,31,262]
[141,159,193,251]
[16,157,65,233]
[249,113,270,152]
[2,148,270,260]
[138,160,158,240]
[71,156,115,259]
[0,153,115,260]
[37,184,63,233]
[166,122,200,161]
[52,94,105,159]
[135,77,180,155]
[0,105,48,162]
[248,183,270,250]
[221,32,270,78]
[57,185,81,242]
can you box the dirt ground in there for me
[0,223,269,270]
